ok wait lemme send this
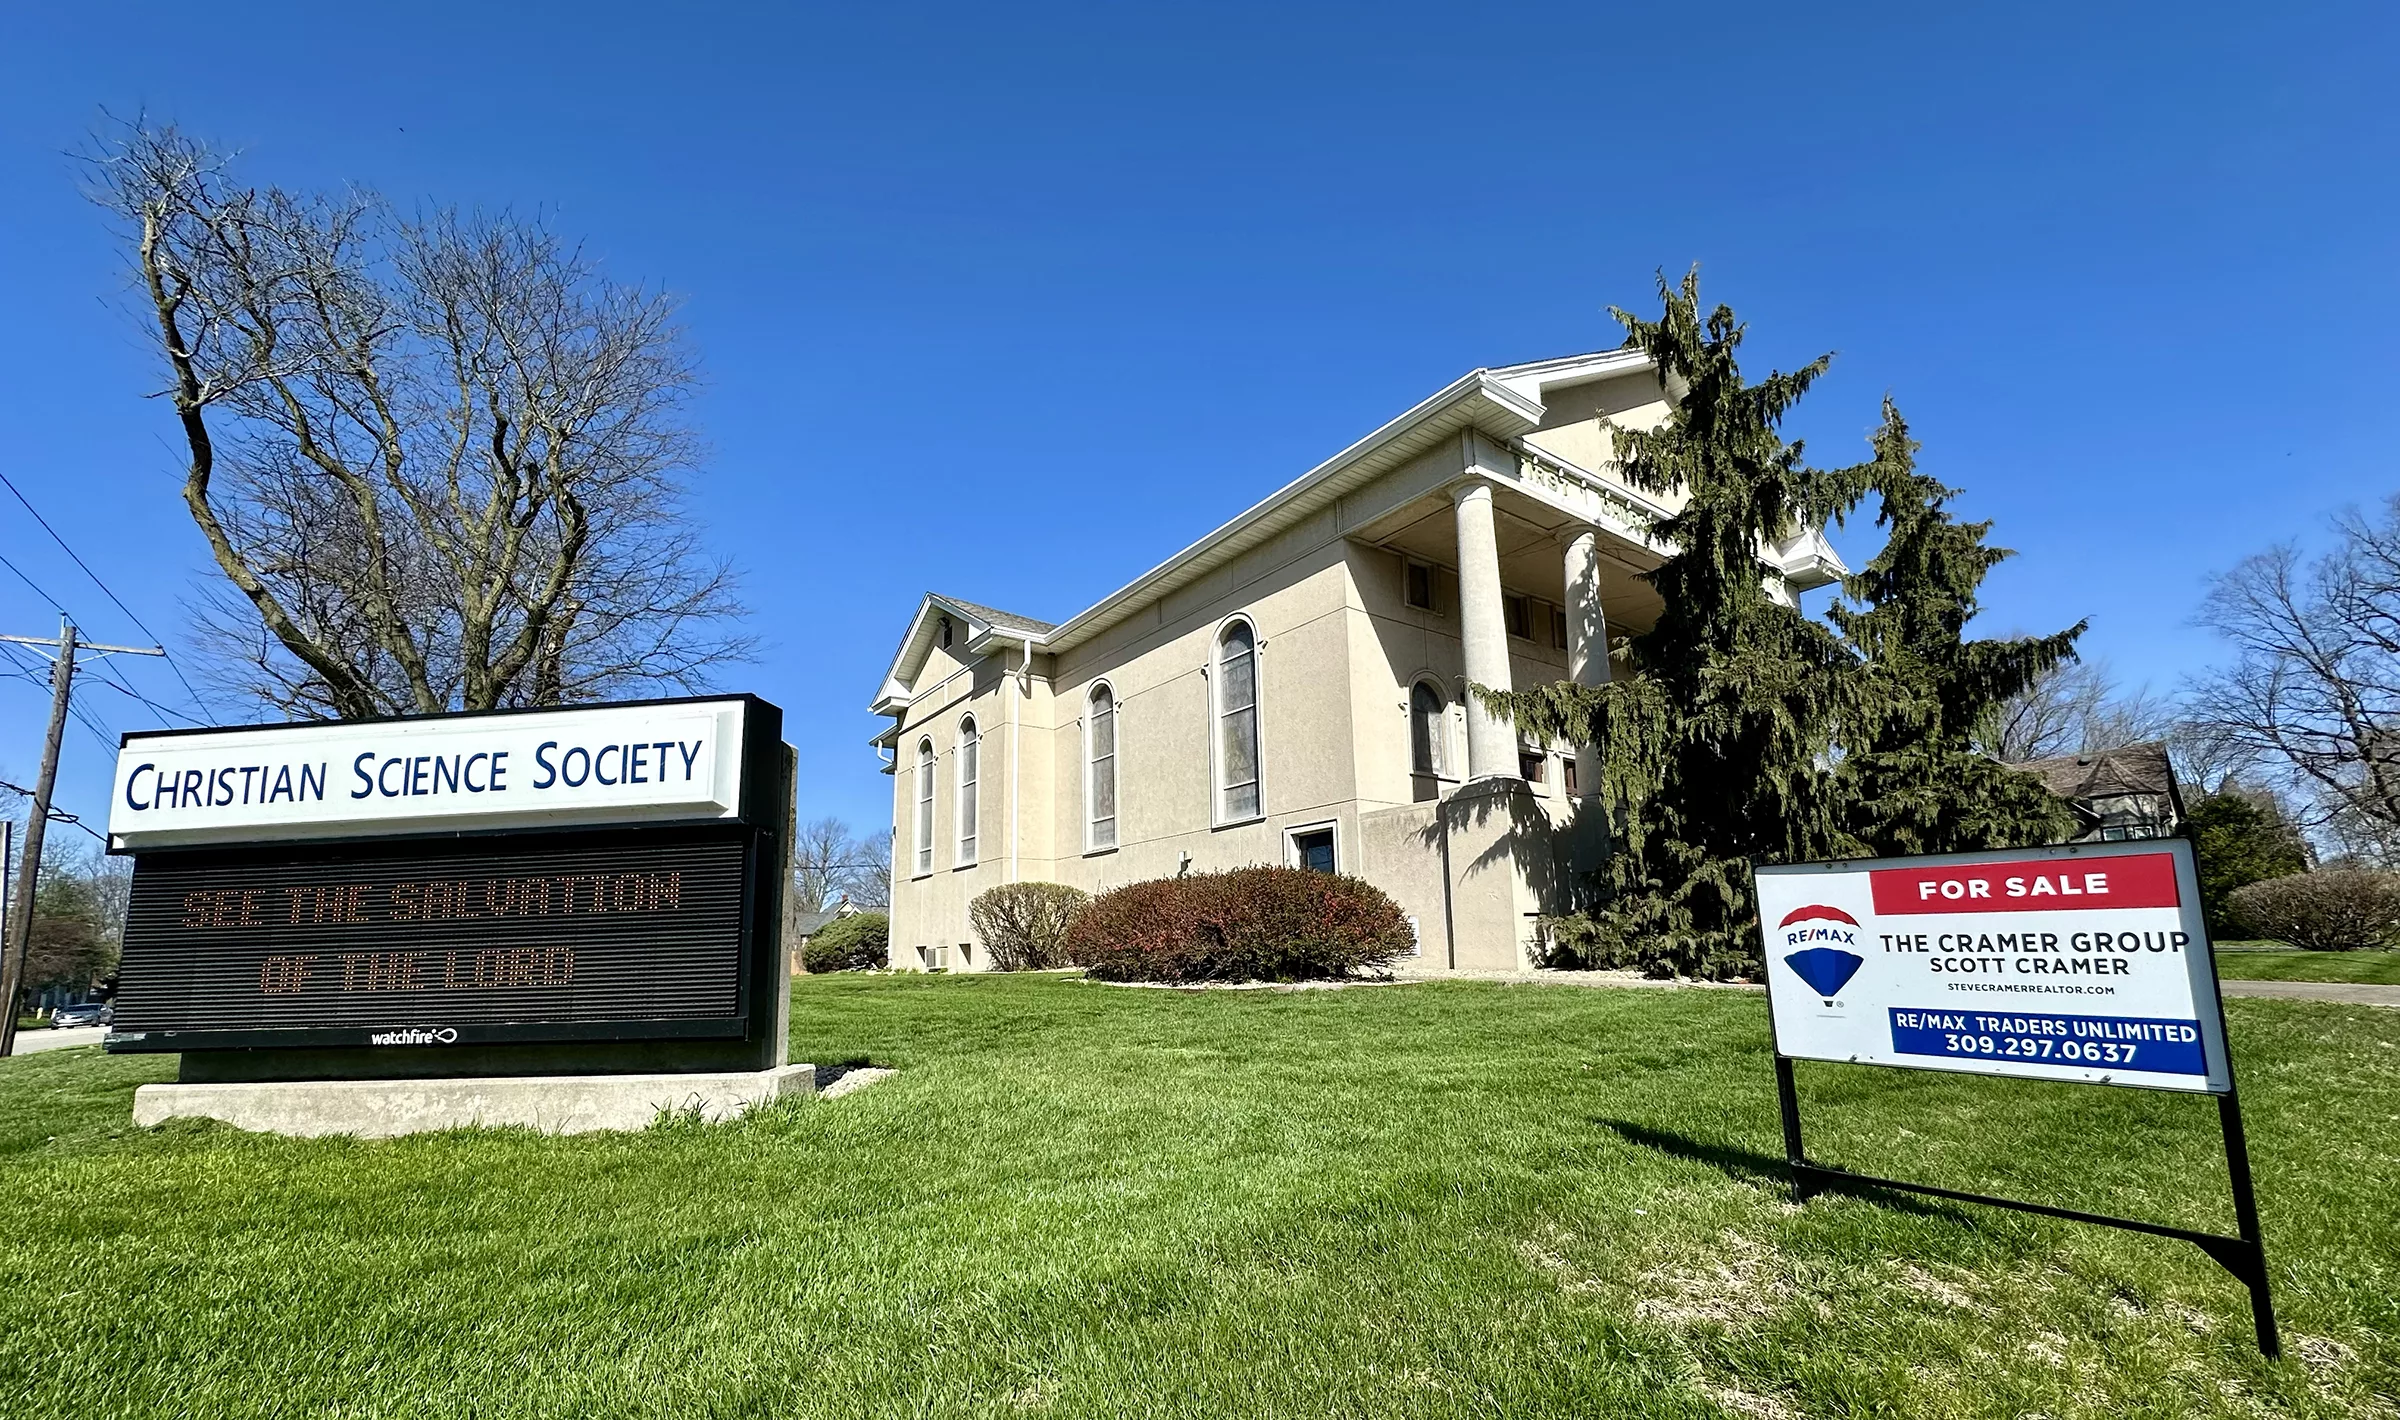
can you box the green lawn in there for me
[2214,947,2400,985]
[1,976,2395,1419]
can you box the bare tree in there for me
[2185,496,2400,855]
[839,828,891,910]
[790,816,854,916]
[789,817,892,914]
[1980,658,2173,762]
[2164,717,2259,799]
[83,119,750,718]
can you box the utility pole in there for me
[0,618,164,1058]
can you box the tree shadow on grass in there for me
[1593,1117,1969,1224]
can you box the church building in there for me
[870,349,1844,972]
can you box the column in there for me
[1563,527,1609,796]
[1451,479,1518,781]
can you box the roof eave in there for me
[1038,370,1550,654]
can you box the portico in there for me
[1439,479,1627,786]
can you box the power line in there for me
[80,661,206,728]
[68,703,117,753]
[0,468,216,719]
[0,567,126,745]
[0,778,106,844]
[0,551,68,616]
[0,642,116,752]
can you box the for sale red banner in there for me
[1757,840,2229,1094]
[1868,852,2180,916]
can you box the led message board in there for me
[108,829,750,1050]
[102,696,787,1069]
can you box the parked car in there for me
[48,1002,112,1029]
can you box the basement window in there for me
[1286,822,1340,874]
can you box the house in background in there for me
[2009,742,2186,841]
[787,894,861,975]
[870,348,1845,973]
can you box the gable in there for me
[871,593,1054,713]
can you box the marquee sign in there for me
[106,699,751,850]
[103,696,788,1063]
[1756,838,2228,1093]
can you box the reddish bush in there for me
[1065,866,1414,983]
[2228,869,2400,950]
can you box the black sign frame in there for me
[103,695,788,1072]
[1750,843,2281,1360]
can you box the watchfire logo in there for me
[1778,904,1864,1001]
[368,1026,459,1046]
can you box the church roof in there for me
[870,347,1693,712]
[930,595,1055,636]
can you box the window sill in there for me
[952,860,978,872]
[1082,844,1118,858]
[1211,814,1267,832]
[911,871,933,881]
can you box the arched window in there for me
[956,716,979,866]
[1410,680,1446,776]
[1086,684,1117,851]
[914,739,935,876]
[1215,619,1261,821]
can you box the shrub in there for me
[1537,912,1760,982]
[2227,870,2400,951]
[968,882,1090,971]
[1064,866,1414,983]
[803,911,890,972]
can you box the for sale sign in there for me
[1755,839,2229,1094]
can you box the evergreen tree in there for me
[1498,272,1875,978]
[1828,401,2084,855]
[2186,789,2311,934]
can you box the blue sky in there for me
[1,1,2393,842]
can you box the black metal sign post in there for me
[1759,839,2281,1360]
[1773,1056,2280,1359]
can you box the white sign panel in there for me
[107,699,750,849]
[1756,839,2229,1094]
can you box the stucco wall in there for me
[1046,538,1362,894]
[882,373,1674,973]
[1521,371,1683,511]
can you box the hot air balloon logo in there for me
[1778,904,1864,1001]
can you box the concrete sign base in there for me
[132,1063,817,1139]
